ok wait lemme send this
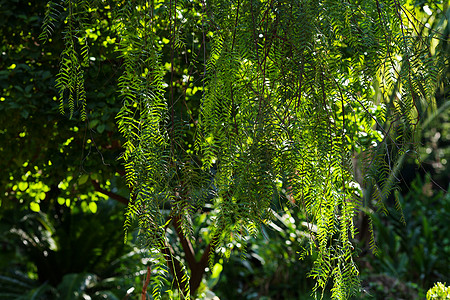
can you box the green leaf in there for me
[211,263,223,279]
[17,283,54,300]
[20,110,29,118]
[88,202,97,213]
[18,182,28,191]
[88,119,99,129]
[57,273,95,300]
[97,124,105,133]
[25,85,33,94]
[78,174,89,185]
[30,202,40,212]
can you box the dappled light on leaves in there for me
[37,0,449,299]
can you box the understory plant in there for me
[358,175,450,299]
[0,201,144,299]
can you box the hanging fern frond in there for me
[46,0,449,298]
[39,1,64,43]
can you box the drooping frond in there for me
[46,0,449,298]
[39,1,64,43]
[42,0,92,120]
[196,1,447,298]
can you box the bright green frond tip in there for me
[427,282,450,300]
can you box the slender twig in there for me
[141,266,151,300]
[91,180,128,205]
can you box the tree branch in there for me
[141,266,151,300]
[160,238,189,297]
[172,215,197,268]
[91,180,128,205]
[171,214,218,295]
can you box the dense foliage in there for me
[0,0,126,214]
[1,0,448,299]
[39,0,450,299]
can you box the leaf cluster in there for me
[42,0,449,299]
